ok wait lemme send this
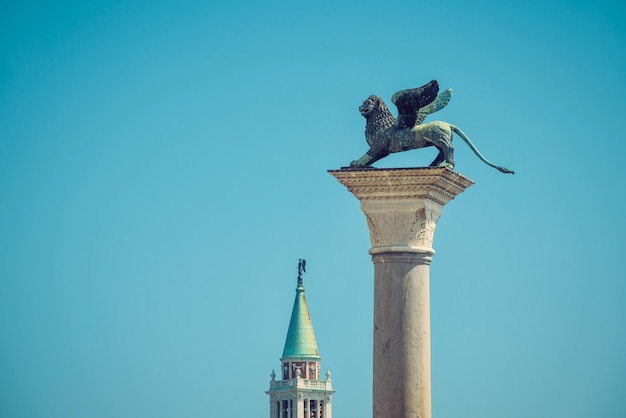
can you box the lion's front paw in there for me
[350,155,372,167]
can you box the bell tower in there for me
[266,260,335,418]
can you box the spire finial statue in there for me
[297,259,306,288]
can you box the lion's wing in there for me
[391,80,439,130]
[416,88,453,125]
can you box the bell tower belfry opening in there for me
[266,260,335,418]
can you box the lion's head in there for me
[359,95,387,118]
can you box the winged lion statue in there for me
[349,80,514,174]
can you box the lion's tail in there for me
[450,125,515,174]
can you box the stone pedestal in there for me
[328,167,473,418]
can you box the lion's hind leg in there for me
[427,125,455,169]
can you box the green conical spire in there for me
[281,259,320,359]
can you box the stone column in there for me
[329,167,473,418]
[323,398,330,418]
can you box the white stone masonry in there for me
[330,167,473,418]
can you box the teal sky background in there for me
[1,1,625,417]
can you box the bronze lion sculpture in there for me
[350,80,514,174]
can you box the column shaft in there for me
[373,253,431,418]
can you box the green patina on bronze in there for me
[350,80,514,174]
[282,259,320,359]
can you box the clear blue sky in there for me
[1,1,625,417]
